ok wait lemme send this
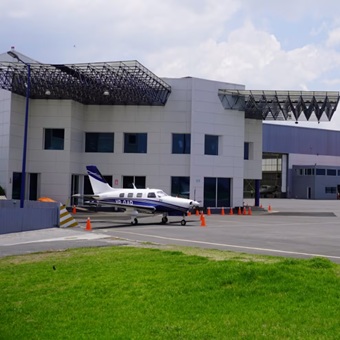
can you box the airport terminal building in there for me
[0,48,339,208]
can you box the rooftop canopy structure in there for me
[218,89,340,122]
[0,51,171,106]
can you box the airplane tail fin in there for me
[86,165,114,194]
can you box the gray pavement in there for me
[1,198,340,263]
[0,227,132,258]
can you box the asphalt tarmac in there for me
[1,198,340,263]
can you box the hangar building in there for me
[262,123,340,200]
[0,48,339,207]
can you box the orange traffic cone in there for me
[221,207,225,215]
[268,205,272,212]
[207,207,211,216]
[248,207,252,215]
[72,205,76,214]
[238,207,241,215]
[243,207,247,215]
[200,215,206,227]
[187,211,191,216]
[85,217,92,231]
[229,207,234,215]
[196,209,199,216]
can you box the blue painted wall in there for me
[263,123,340,156]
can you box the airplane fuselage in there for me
[93,188,198,214]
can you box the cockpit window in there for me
[156,190,168,198]
[147,192,156,198]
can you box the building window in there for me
[294,168,304,176]
[172,134,191,154]
[44,128,64,150]
[171,177,190,198]
[305,168,314,176]
[327,169,336,176]
[244,142,249,160]
[204,177,230,208]
[205,135,219,155]
[85,133,114,153]
[29,173,39,200]
[316,168,326,176]
[263,158,282,172]
[123,176,146,189]
[12,172,39,200]
[124,133,147,153]
[12,172,22,199]
[325,187,336,194]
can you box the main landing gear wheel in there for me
[131,218,138,225]
[161,216,168,224]
[181,219,186,226]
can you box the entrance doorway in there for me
[71,175,80,206]
[307,187,312,199]
[203,177,230,208]
[12,172,39,200]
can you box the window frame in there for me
[124,133,147,153]
[85,132,114,153]
[172,133,191,154]
[44,128,65,150]
[204,135,219,156]
[171,176,190,198]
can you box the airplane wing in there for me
[100,201,156,214]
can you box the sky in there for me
[2,0,340,129]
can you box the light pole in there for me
[7,50,31,208]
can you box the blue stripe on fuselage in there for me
[98,198,188,213]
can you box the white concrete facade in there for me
[0,77,263,207]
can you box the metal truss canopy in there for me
[218,89,340,121]
[0,60,171,105]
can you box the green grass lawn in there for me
[1,246,340,339]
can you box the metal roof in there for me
[218,89,340,121]
[0,58,171,105]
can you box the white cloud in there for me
[148,19,340,93]
[2,0,340,128]
[326,27,340,47]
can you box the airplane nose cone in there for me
[190,200,200,207]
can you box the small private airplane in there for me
[80,165,200,226]
[260,185,279,198]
